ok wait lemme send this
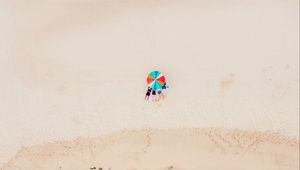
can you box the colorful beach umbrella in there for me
[147,71,166,90]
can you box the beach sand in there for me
[1,128,299,170]
[0,0,299,169]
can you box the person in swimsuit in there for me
[151,89,157,102]
[145,87,152,100]
[161,83,168,99]
[157,89,164,100]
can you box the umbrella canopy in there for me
[147,71,166,90]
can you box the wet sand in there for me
[1,128,299,170]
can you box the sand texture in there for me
[0,0,299,168]
[2,128,299,170]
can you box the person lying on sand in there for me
[151,90,157,102]
[145,87,152,100]
[157,89,164,100]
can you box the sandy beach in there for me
[2,128,299,170]
[0,0,299,169]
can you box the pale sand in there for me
[1,128,299,170]
[0,0,299,168]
